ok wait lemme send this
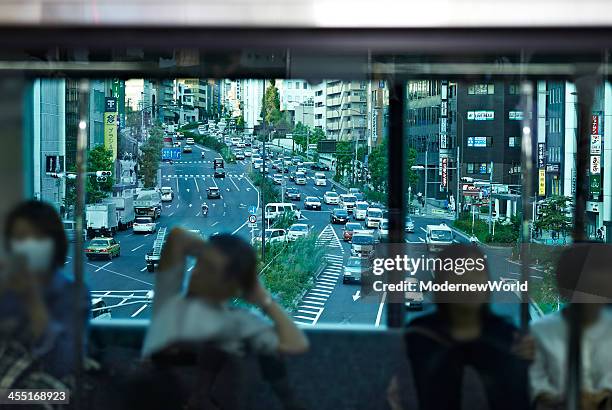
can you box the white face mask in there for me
[11,238,55,274]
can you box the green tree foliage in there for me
[138,124,164,188]
[86,145,115,203]
[534,196,573,236]
[261,80,282,126]
[292,123,325,153]
[249,171,280,203]
[333,141,353,182]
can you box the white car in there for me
[340,194,357,213]
[253,229,287,245]
[186,137,195,145]
[133,217,157,234]
[304,196,322,210]
[244,149,252,157]
[160,187,174,202]
[295,171,306,185]
[365,207,384,229]
[378,219,389,241]
[287,223,310,241]
[354,201,369,220]
[314,172,327,186]
[324,191,340,205]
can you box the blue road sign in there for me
[248,205,257,214]
[162,147,182,160]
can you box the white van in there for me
[314,172,327,186]
[160,186,174,202]
[264,203,301,220]
[425,224,454,252]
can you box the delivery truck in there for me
[86,203,118,238]
[134,189,162,220]
[104,196,135,230]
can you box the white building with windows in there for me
[241,79,265,134]
[278,79,314,111]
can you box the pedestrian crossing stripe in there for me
[162,174,246,178]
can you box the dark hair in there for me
[4,200,68,270]
[209,233,257,291]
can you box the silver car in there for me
[343,256,372,284]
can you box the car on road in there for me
[207,186,220,199]
[253,159,263,170]
[294,171,306,185]
[85,237,121,260]
[340,194,357,213]
[253,228,287,245]
[353,192,365,201]
[405,217,415,233]
[201,151,206,158]
[349,188,361,196]
[314,172,327,186]
[353,201,368,220]
[186,137,195,145]
[182,145,192,153]
[244,149,252,157]
[350,232,375,258]
[173,141,181,148]
[287,223,311,241]
[304,196,322,210]
[91,298,112,320]
[297,166,307,174]
[214,167,226,178]
[343,222,363,242]
[265,202,301,221]
[425,224,454,252]
[365,207,384,229]
[292,157,301,165]
[286,187,301,201]
[323,191,340,205]
[272,173,283,185]
[235,151,245,160]
[160,187,174,202]
[405,277,424,311]
[133,217,157,234]
[259,165,270,174]
[311,162,330,171]
[378,219,389,241]
[343,256,372,284]
[330,208,349,224]
[63,220,86,243]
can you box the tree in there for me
[534,196,573,237]
[138,124,164,188]
[261,80,282,127]
[334,141,353,182]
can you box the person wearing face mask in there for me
[0,200,91,379]
[387,244,529,410]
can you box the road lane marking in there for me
[131,304,148,317]
[211,221,219,226]
[375,292,387,327]
[95,262,112,272]
[194,178,199,192]
[86,262,153,285]
[169,212,175,216]
[230,177,240,191]
[131,244,144,252]
[140,267,147,272]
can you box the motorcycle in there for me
[202,205,209,217]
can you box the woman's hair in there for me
[209,233,257,292]
[4,200,68,270]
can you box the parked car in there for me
[286,187,301,201]
[287,223,311,241]
[330,208,349,224]
[405,217,415,233]
[343,256,372,284]
[323,191,340,205]
[214,167,226,178]
[343,222,363,242]
[133,217,157,234]
[304,196,322,210]
[85,237,121,260]
[207,186,220,199]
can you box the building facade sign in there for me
[467,110,494,121]
[104,97,118,160]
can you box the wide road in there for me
[80,140,546,326]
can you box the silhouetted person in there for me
[530,243,612,410]
[389,244,529,410]
[0,200,91,380]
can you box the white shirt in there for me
[529,309,612,399]
[142,265,278,358]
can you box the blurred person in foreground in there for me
[388,244,529,410]
[142,227,309,358]
[530,243,612,410]
[0,200,91,380]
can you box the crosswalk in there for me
[293,254,344,326]
[90,290,154,318]
[316,224,343,249]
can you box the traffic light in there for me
[96,170,112,177]
[97,176,107,182]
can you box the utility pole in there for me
[488,160,494,234]
[261,126,266,262]
[424,150,428,216]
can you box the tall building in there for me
[367,80,388,153]
[278,79,314,111]
[325,80,367,142]
[125,79,155,126]
[173,81,198,123]
[25,79,66,209]
[152,79,175,123]
[65,79,79,170]
[178,78,212,119]
[312,81,326,131]
[88,79,108,147]
[241,79,265,134]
